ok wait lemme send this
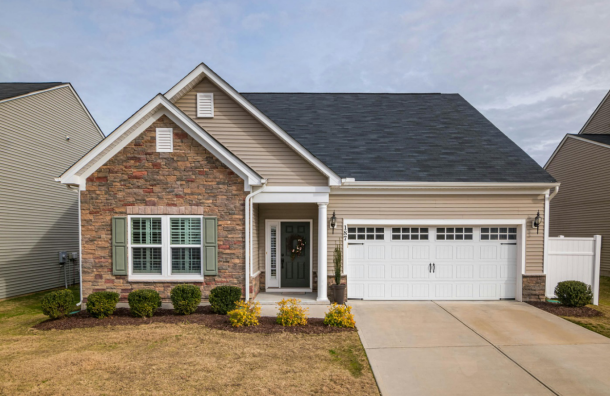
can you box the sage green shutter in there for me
[112,217,128,275]
[203,217,218,276]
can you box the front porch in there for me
[253,291,329,305]
[249,191,331,302]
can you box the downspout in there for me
[543,186,559,277]
[244,179,267,301]
[76,186,83,306]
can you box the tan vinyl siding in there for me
[257,204,319,275]
[547,137,610,276]
[0,86,102,299]
[580,93,610,134]
[175,78,328,186]
[327,194,546,274]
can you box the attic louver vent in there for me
[156,128,173,152]
[197,93,214,118]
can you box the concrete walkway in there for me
[352,301,610,396]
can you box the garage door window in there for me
[481,227,517,241]
[436,227,473,240]
[392,227,429,240]
[348,227,384,240]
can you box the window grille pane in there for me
[270,226,277,278]
[132,247,162,273]
[172,248,202,274]
[392,235,400,240]
[376,228,384,233]
[131,218,162,244]
[392,228,400,233]
[171,218,201,245]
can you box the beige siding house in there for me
[59,63,558,304]
[545,90,610,276]
[0,83,103,299]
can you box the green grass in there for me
[329,347,364,378]
[0,285,79,336]
[598,276,610,306]
[562,276,610,339]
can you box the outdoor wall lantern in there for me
[330,211,337,233]
[532,210,542,234]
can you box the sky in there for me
[1,0,609,166]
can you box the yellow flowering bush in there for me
[323,303,356,328]
[227,301,261,327]
[276,298,309,326]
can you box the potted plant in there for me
[330,244,346,304]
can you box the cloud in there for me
[0,0,608,167]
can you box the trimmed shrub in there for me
[86,291,120,319]
[555,281,593,307]
[276,298,308,326]
[170,284,202,315]
[41,289,74,319]
[209,286,242,314]
[128,289,162,318]
[324,303,356,328]
[228,301,261,327]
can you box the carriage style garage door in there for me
[347,226,518,300]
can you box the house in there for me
[0,83,104,299]
[545,90,610,277]
[58,63,558,304]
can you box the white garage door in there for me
[347,226,518,300]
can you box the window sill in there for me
[128,275,204,283]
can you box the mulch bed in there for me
[527,301,603,318]
[33,305,355,334]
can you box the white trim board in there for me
[164,63,341,186]
[58,94,262,191]
[342,219,527,302]
[253,192,329,204]
[545,134,610,169]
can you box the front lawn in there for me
[0,288,379,395]
[562,276,610,338]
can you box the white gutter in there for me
[244,179,267,301]
[549,185,560,200]
[339,181,561,189]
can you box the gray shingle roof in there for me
[575,134,610,146]
[0,82,65,101]
[241,93,556,183]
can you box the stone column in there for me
[317,203,329,302]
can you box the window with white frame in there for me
[348,227,384,240]
[129,216,203,279]
[481,227,517,241]
[392,227,429,240]
[436,227,473,240]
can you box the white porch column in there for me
[317,203,329,302]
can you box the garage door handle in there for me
[433,263,435,273]
[429,263,431,273]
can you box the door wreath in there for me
[287,234,307,261]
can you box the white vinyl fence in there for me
[546,235,602,305]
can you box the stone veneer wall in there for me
[522,274,546,302]
[80,116,247,302]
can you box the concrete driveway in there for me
[352,301,610,396]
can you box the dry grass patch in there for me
[0,289,379,396]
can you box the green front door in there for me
[281,222,310,288]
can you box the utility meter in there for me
[58,251,68,265]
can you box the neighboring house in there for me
[58,63,558,304]
[545,90,610,277]
[0,83,104,299]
